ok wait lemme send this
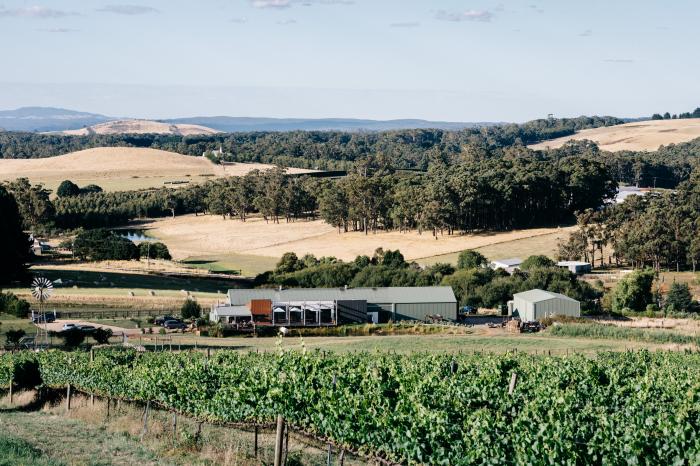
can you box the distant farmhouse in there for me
[557,261,592,275]
[210,286,458,327]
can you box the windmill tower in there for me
[30,277,53,349]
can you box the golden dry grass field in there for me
[59,118,219,136]
[143,214,574,274]
[529,118,700,152]
[0,147,315,192]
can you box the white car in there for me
[62,323,78,331]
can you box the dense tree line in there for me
[651,107,700,120]
[70,229,170,261]
[551,139,700,189]
[0,185,31,285]
[317,154,616,234]
[7,146,616,234]
[0,116,622,170]
[559,173,700,271]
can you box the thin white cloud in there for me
[435,9,493,22]
[252,0,291,8]
[579,29,592,37]
[97,4,159,15]
[230,17,248,23]
[603,58,635,64]
[0,6,77,18]
[252,0,353,8]
[390,21,420,28]
[37,27,78,33]
[276,18,297,25]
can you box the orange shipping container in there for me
[249,299,272,316]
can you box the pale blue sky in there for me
[0,0,697,121]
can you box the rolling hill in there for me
[529,118,700,152]
[0,107,111,132]
[0,147,314,192]
[160,116,498,132]
[59,119,219,136]
[0,107,495,133]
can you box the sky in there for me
[0,0,698,122]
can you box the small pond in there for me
[114,229,157,242]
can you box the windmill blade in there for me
[31,277,54,302]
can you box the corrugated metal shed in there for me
[512,289,580,321]
[227,287,457,305]
[227,286,457,320]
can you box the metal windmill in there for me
[30,277,54,349]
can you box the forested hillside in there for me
[0,116,621,170]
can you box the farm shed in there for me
[490,258,522,274]
[557,261,592,275]
[209,305,252,325]
[219,286,458,325]
[510,289,580,321]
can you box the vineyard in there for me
[2,348,700,464]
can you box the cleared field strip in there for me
[0,147,315,192]
[529,118,700,152]
[145,214,574,268]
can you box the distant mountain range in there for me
[0,107,112,132]
[0,107,499,133]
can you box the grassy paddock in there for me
[549,323,700,346]
[136,331,672,355]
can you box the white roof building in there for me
[490,258,523,273]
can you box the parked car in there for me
[520,321,544,333]
[163,320,187,330]
[62,323,78,331]
[31,313,56,324]
[77,325,96,333]
[155,315,178,326]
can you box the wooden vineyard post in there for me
[339,449,345,466]
[284,424,289,465]
[172,412,178,442]
[106,398,111,419]
[274,415,285,466]
[66,384,72,411]
[8,377,13,405]
[91,392,95,406]
[207,347,211,359]
[254,425,259,458]
[140,400,151,441]
[327,443,332,466]
[508,372,518,395]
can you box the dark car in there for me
[155,315,178,326]
[77,325,96,333]
[163,320,187,330]
[31,313,56,324]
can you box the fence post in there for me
[327,443,332,466]
[172,412,178,441]
[254,425,259,458]
[106,398,110,419]
[274,415,285,466]
[339,449,345,466]
[140,400,151,441]
[508,372,518,395]
[66,384,72,411]
[8,377,13,405]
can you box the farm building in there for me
[490,258,522,274]
[557,261,592,275]
[210,286,458,327]
[509,289,580,321]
